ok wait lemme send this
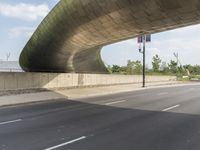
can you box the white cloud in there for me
[9,27,36,39]
[0,3,50,21]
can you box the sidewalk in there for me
[0,81,195,107]
[56,81,181,99]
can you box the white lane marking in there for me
[100,94,146,103]
[44,136,86,150]
[134,94,146,97]
[162,105,180,112]
[157,92,168,96]
[0,119,22,125]
[105,100,127,105]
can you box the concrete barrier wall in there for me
[0,72,176,91]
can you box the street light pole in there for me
[138,34,151,88]
[142,36,146,88]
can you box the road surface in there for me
[1,84,200,150]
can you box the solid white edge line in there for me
[44,136,87,150]
[162,105,180,112]
[105,100,127,105]
[0,119,22,125]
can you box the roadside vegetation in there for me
[107,54,200,81]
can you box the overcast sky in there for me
[1,0,200,68]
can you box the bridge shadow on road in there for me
[0,96,200,150]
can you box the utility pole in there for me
[174,52,183,70]
[6,52,10,61]
[173,52,188,75]
[173,52,179,66]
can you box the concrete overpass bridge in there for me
[19,0,200,73]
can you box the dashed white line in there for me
[162,105,180,112]
[101,94,146,104]
[134,94,146,97]
[105,100,127,105]
[0,119,22,125]
[157,92,168,96]
[44,136,86,150]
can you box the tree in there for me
[183,64,200,75]
[152,54,161,72]
[134,60,142,74]
[107,65,112,74]
[159,61,170,74]
[126,60,142,75]
[160,62,167,71]
[119,66,127,74]
[111,65,121,73]
[126,60,134,75]
[168,60,178,74]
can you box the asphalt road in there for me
[1,84,200,150]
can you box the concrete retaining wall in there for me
[0,72,176,91]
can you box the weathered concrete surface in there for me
[0,72,176,91]
[20,0,200,73]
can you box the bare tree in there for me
[173,52,189,75]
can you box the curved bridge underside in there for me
[20,0,200,73]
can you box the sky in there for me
[1,0,200,68]
[102,24,200,68]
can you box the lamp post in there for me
[142,36,146,87]
[138,34,151,88]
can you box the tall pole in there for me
[138,34,150,88]
[6,52,10,61]
[142,36,146,88]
